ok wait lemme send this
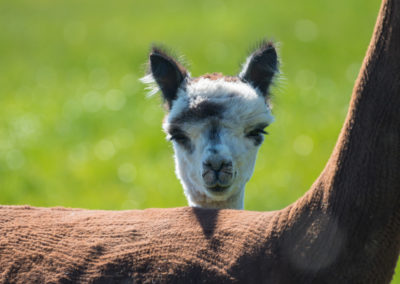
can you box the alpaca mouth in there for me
[206,185,230,193]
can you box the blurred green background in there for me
[2,0,399,281]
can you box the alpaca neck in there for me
[285,0,400,280]
[186,185,245,210]
[321,0,400,243]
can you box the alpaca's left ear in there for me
[239,41,279,97]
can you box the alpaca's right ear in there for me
[239,41,279,98]
[145,47,188,110]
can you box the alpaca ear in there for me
[148,47,188,110]
[239,42,279,97]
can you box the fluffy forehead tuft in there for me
[165,78,274,128]
[185,77,262,100]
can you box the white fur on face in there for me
[163,78,274,209]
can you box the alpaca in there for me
[141,42,279,209]
[1,1,400,283]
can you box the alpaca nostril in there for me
[203,161,212,170]
[204,160,221,171]
[223,161,233,168]
[203,159,232,172]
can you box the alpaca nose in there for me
[202,156,233,188]
[203,157,231,172]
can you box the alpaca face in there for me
[142,42,279,209]
[163,79,273,207]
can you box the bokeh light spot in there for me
[6,149,25,170]
[12,114,41,139]
[105,89,126,111]
[68,144,88,165]
[89,68,109,90]
[295,70,317,90]
[295,19,319,42]
[272,170,292,188]
[293,135,314,156]
[114,128,134,149]
[94,139,115,160]
[120,73,139,94]
[118,163,136,183]
[82,91,103,112]
[0,138,13,153]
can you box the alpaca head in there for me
[142,42,279,209]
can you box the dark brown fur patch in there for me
[167,125,194,152]
[171,100,225,124]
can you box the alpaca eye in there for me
[246,128,268,138]
[246,127,268,146]
[169,133,190,144]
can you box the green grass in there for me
[2,0,399,281]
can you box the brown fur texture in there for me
[1,0,400,283]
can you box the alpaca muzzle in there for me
[202,157,233,191]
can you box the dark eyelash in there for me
[170,134,189,141]
[246,128,269,137]
[168,130,190,143]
